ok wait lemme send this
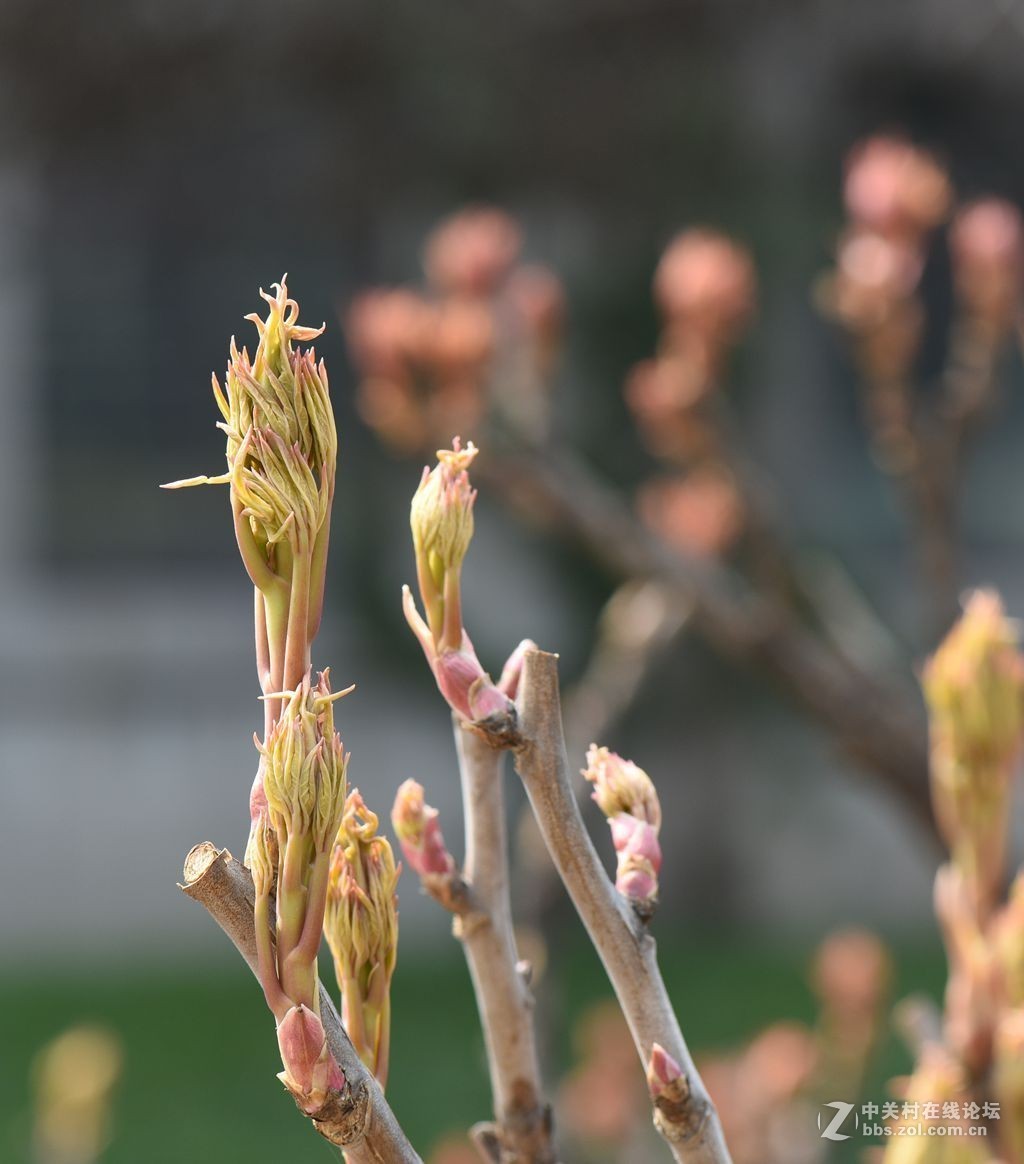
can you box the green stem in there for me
[415,552,444,647]
[292,851,331,969]
[342,977,372,1073]
[441,567,463,653]
[254,589,273,739]
[265,584,288,727]
[374,996,391,1090]
[254,890,288,1020]
[363,956,394,1088]
[307,506,332,643]
[232,494,279,595]
[282,953,318,1017]
[276,832,308,969]
[283,548,312,691]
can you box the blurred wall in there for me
[3,0,1024,964]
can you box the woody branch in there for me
[395,441,556,1163]
[489,649,732,1164]
[180,843,419,1164]
[452,722,555,1164]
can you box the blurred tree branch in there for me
[481,438,935,842]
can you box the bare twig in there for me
[562,579,693,762]
[451,721,556,1164]
[874,316,1004,635]
[502,649,733,1164]
[788,547,905,675]
[481,440,936,844]
[180,843,421,1164]
[881,414,959,638]
[514,579,691,924]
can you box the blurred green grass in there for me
[0,930,945,1163]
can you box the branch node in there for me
[653,1076,713,1148]
[515,959,533,988]
[421,871,475,915]
[178,843,421,1162]
[453,909,492,941]
[181,841,230,886]
[469,1121,503,1164]
[469,706,522,750]
[306,1079,371,1146]
[631,897,658,925]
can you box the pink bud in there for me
[949,198,1024,328]
[276,1005,345,1113]
[497,639,537,700]
[468,676,514,720]
[434,647,513,723]
[610,813,662,904]
[433,648,485,719]
[427,299,495,375]
[345,288,432,377]
[412,817,454,877]
[647,1042,684,1100]
[843,135,951,238]
[653,229,755,343]
[423,207,523,297]
[276,1005,326,1094]
[391,779,456,878]
[829,227,923,330]
[951,198,1023,270]
[637,469,744,560]
[617,867,658,901]
[609,814,663,870]
[249,771,267,824]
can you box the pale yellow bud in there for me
[410,438,478,586]
[33,1026,122,1164]
[924,591,1024,775]
[583,744,662,827]
[995,1008,1024,1163]
[244,280,334,467]
[924,592,1024,907]
[993,870,1024,1007]
[260,673,350,851]
[327,792,400,971]
[230,428,327,553]
[164,279,337,593]
[249,813,277,900]
[881,1045,988,1164]
[325,789,400,1086]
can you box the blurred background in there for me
[2,0,1024,1160]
